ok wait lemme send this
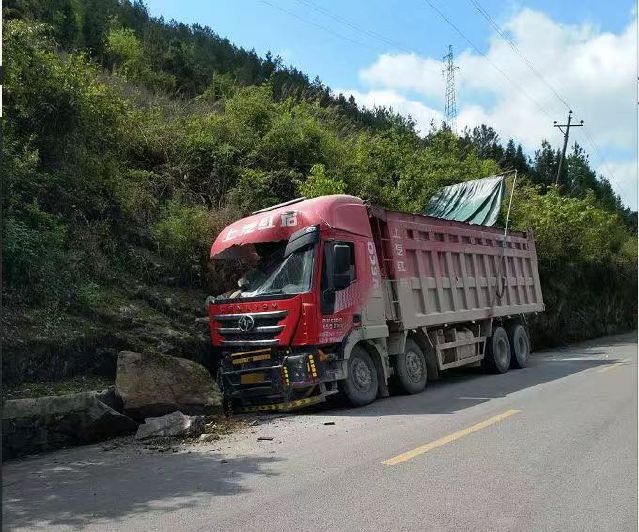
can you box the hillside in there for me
[2,1,636,389]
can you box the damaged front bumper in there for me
[218,347,337,412]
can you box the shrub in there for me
[300,164,346,198]
[152,200,218,284]
[2,204,73,303]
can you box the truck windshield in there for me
[227,242,315,299]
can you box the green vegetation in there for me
[2,1,636,385]
[3,375,114,400]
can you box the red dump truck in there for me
[207,195,544,412]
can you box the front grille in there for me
[222,332,279,343]
[214,310,287,346]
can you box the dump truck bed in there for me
[369,207,544,329]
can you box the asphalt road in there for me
[3,332,637,531]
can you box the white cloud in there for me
[333,88,443,135]
[340,8,637,209]
[359,53,445,99]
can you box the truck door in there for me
[319,241,357,344]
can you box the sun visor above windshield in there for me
[210,195,370,259]
[210,209,311,259]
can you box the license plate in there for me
[240,372,266,385]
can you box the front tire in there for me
[508,323,530,369]
[340,346,378,406]
[395,339,427,394]
[482,326,511,374]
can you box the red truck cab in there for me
[208,195,386,411]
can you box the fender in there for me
[386,330,407,356]
[339,325,391,397]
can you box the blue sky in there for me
[145,0,638,209]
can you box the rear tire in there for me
[395,339,427,394]
[508,323,530,369]
[340,345,378,406]
[482,326,511,374]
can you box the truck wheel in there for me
[482,326,511,374]
[340,345,378,406]
[396,339,427,394]
[508,323,530,369]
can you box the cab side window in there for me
[320,241,356,292]
[320,241,356,315]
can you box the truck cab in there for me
[208,195,387,412]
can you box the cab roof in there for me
[210,195,371,259]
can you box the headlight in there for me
[286,355,308,382]
[286,353,319,382]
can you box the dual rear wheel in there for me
[483,323,530,373]
[340,339,428,406]
[394,338,428,394]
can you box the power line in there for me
[294,0,413,53]
[420,0,554,120]
[580,128,627,195]
[264,0,627,201]
[266,0,554,123]
[260,0,376,52]
[423,0,627,199]
[464,0,628,196]
[467,0,571,111]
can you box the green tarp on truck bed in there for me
[424,175,505,226]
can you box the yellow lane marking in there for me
[596,362,625,374]
[383,409,522,466]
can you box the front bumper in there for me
[233,395,326,413]
[218,347,329,410]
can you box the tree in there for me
[2,8,636,354]
[532,139,562,189]
[514,144,529,174]
[105,28,145,80]
[300,164,346,198]
[81,0,120,58]
[464,124,504,162]
[566,143,598,197]
[58,0,80,49]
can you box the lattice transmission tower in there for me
[442,45,459,133]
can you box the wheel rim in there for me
[517,335,529,361]
[495,337,509,367]
[351,357,372,391]
[405,350,425,383]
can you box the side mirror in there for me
[333,244,352,290]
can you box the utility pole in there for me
[553,110,583,185]
[442,45,459,133]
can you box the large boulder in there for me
[115,351,222,420]
[2,392,138,460]
[135,411,205,440]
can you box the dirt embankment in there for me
[2,283,218,392]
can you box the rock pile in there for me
[3,351,223,460]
